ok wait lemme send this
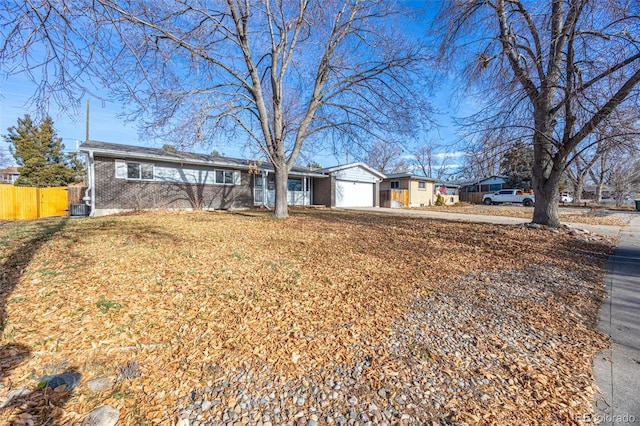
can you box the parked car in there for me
[560,193,573,203]
[482,189,535,207]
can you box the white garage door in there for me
[335,180,374,207]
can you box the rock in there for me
[348,396,358,405]
[82,405,120,426]
[39,372,81,391]
[377,388,387,398]
[86,377,113,392]
[201,400,212,411]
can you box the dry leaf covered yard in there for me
[0,210,614,425]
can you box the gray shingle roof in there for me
[79,140,325,177]
[383,172,436,181]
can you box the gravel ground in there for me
[173,264,607,426]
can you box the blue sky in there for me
[1,71,471,170]
[0,73,139,159]
[0,0,473,172]
[0,73,250,164]
[0,1,474,171]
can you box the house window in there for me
[125,161,154,180]
[390,181,399,189]
[418,181,426,189]
[215,170,234,184]
[288,178,303,191]
[489,184,502,191]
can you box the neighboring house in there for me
[79,140,327,216]
[456,175,507,203]
[458,175,507,193]
[380,173,436,207]
[315,163,385,208]
[435,182,460,205]
[0,167,19,184]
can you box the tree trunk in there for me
[573,177,584,204]
[531,115,563,226]
[531,133,563,226]
[273,166,289,219]
[595,182,603,203]
[532,177,561,226]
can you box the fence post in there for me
[36,187,41,219]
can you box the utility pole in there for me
[85,99,90,141]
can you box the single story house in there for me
[458,175,507,194]
[457,175,507,203]
[0,167,20,184]
[434,182,460,205]
[315,163,385,208]
[79,141,383,216]
[380,173,436,207]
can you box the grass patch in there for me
[96,297,123,314]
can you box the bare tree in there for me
[1,0,429,218]
[363,140,407,174]
[435,0,640,226]
[456,133,506,180]
[608,150,640,206]
[0,150,9,168]
[567,108,640,202]
[565,150,596,203]
[411,138,451,179]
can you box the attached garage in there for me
[335,180,375,207]
[314,163,385,208]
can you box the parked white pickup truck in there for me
[482,189,535,207]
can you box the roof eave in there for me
[79,146,254,170]
[80,146,327,178]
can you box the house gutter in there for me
[261,170,271,210]
[83,150,95,217]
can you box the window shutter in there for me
[233,170,241,185]
[115,160,127,179]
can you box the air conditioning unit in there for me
[70,204,91,217]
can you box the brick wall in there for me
[313,176,334,207]
[93,156,253,211]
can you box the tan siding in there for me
[408,180,434,207]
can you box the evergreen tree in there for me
[4,114,83,187]
[501,141,534,191]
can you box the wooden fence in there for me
[0,185,71,220]
[380,189,409,208]
[459,192,486,204]
[67,186,88,205]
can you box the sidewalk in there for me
[593,214,640,425]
